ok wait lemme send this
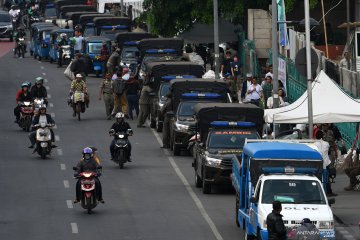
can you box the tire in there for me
[173,144,181,156]
[38,56,42,61]
[86,197,92,214]
[30,50,33,56]
[49,58,53,64]
[202,168,211,194]
[156,118,162,132]
[77,102,81,121]
[119,150,125,169]
[41,148,47,159]
[95,70,100,77]
[236,194,240,227]
[33,53,36,59]
[150,119,156,128]
[195,168,202,188]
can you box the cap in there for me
[246,73,252,78]
[76,74,83,78]
[265,72,273,79]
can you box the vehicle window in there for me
[84,27,95,37]
[261,180,326,204]
[178,102,196,116]
[160,84,170,100]
[43,32,51,40]
[121,47,138,59]
[0,13,10,22]
[44,8,56,17]
[208,131,259,149]
[88,42,102,54]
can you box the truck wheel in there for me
[195,170,202,188]
[173,144,181,156]
[235,194,240,227]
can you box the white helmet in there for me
[60,33,67,39]
[115,112,125,119]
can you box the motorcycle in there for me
[59,45,71,66]
[18,101,34,132]
[73,166,102,214]
[34,122,53,159]
[70,91,86,121]
[110,129,132,169]
[16,37,26,58]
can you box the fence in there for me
[238,32,260,78]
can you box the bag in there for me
[64,60,75,81]
[259,98,265,109]
[113,79,126,95]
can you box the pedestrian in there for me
[230,55,241,93]
[262,75,273,107]
[247,77,263,106]
[221,51,232,77]
[112,68,129,117]
[137,84,152,128]
[73,30,83,54]
[266,201,287,240]
[314,130,337,197]
[70,53,87,80]
[322,123,337,164]
[98,73,114,120]
[294,218,320,240]
[126,76,140,120]
[107,48,121,75]
[100,41,109,77]
[160,93,172,148]
[241,73,253,102]
[267,88,288,109]
[339,51,352,70]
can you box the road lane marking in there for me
[57,148,63,156]
[42,72,46,76]
[44,78,48,83]
[70,223,78,234]
[40,66,44,69]
[63,180,69,188]
[66,200,73,209]
[53,125,57,129]
[55,135,60,141]
[51,112,55,118]
[46,86,50,90]
[60,164,66,170]
[47,94,51,99]
[149,123,224,240]
[38,61,41,63]
[49,103,54,108]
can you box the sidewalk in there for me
[331,173,360,240]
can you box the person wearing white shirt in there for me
[267,88,288,109]
[247,77,263,106]
[74,31,84,54]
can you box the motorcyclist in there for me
[14,27,26,56]
[9,5,20,29]
[14,82,33,123]
[28,104,56,149]
[74,147,104,204]
[70,74,88,115]
[109,112,132,161]
[30,77,48,105]
[57,33,68,67]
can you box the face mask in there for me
[84,154,91,161]
[122,73,130,81]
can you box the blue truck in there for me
[232,140,335,240]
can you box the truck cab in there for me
[232,140,335,240]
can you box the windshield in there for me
[178,102,197,117]
[100,29,128,40]
[121,46,138,59]
[43,32,51,40]
[44,8,56,18]
[88,42,102,54]
[84,27,95,37]
[261,179,326,204]
[208,131,259,149]
[0,13,10,22]
[160,84,170,100]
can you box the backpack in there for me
[113,79,126,95]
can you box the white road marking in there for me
[42,72,46,76]
[46,86,50,90]
[57,148,63,156]
[63,180,69,188]
[38,61,41,64]
[60,164,66,170]
[55,135,60,141]
[47,94,51,99]
[149,123,224,240]
[50,112,55,118]
[66,200,73,209]
[53,125,57,129]
[40,66,45,69]
[44,78,48,83]
[49,103,54,108]
[70,223,78,234]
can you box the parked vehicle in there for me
[49,28,74,64]
[232,140,336,240]
[78,13,112,37]
[34,25,59,60]
[29,22,55,56]
[93,16,131,40]
[64,11,97,29]
[44,3,57,21]
[34,122,54,159]
[83,36,111,77]
[192,103,263,194]
[143,61,204,131]
[0,11,13,41]
[55,0,87,17]
[168,78,231,156]
[59,5,96,19]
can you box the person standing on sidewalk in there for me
[73,30,84,54]
[98,73,114,120]
[266,201,287,240]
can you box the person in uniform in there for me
[137,84,152,128]
[98,73,114,120]
[160,93,172,148]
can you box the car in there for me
[0,11,13,42]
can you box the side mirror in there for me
[72,167,78,171]
[250,197,258,203]
[166,111,174,117]
[328,198,335,206]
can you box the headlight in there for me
[205,156,221,167]
[318,221,333,229]
[6,24,12,30]
[175,122,189,132]
[119,134,125,138]
[159,102,164,108]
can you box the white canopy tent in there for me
[97,0,143,13]
[264,70,360,124]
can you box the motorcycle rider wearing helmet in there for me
[74,147,104,204]
[57,33,68,67]
[109,112,132,161]
[14,82,33,123]
[14,27,26,56]
[28,104,56,149]
[30,77,48,105]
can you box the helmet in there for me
[75,73,83,78]
[39,104,47,110]
[115,112,125,119]
[60,33,67,39]
[36,77,44,84]
[83,147,93,155]
[21,82,29,88]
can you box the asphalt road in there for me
[0,41,359,240]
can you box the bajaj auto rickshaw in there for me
[44,3,57,21]
[79,13,112,37]
[144,61,205,131]
[93,17,131,41]
[49,28,74,64]
[30,22,54,56]
[83,36,111,77]
[54,0,87,16]
[59,5,96,19]
[65,11,97,29]
[35,25,60,60]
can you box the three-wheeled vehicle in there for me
[143,61,204,132]
[79,13,113,37]
[55,0,87,17]
[93,17,131,40]
[44,2,57,21]
[137,38,184,81]
[65,11,97,29]
[49,28,74,64]
[83,36,111,77]
[34,25,60,60]
[30,22,54,56]
[59,5,96,19]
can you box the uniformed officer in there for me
[137,84,153,128]
[98,73,114,120]
[160,93,173,148]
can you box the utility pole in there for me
[346,0,350,46]
[213,0,220,79]
[272,0,279,108]
[304,0,314,139]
